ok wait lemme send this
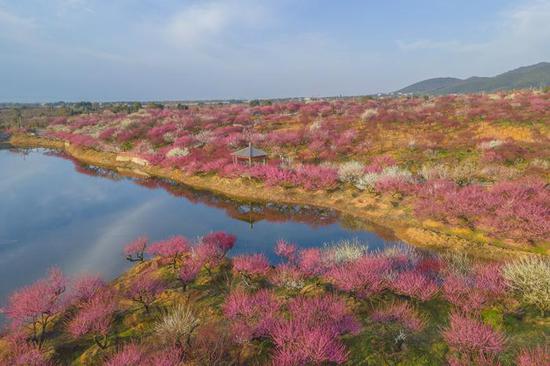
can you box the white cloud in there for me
[163,0,266,46]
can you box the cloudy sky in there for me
[1,0,550,102]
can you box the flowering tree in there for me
[194,231,236,273]
[124,236,148,262]
[146,236,190,268]
[105,342,144,366]
[72,274,107,304]
[269,294,360,365]
[232,253,271,280]
[274,239,297,264]
[1,332,53,366]
[125,270,165,313]
[516,345,550,366]
[324,254,391,298]
[1,267,67,348]
[179,259,202,290]
[443,312,506,365]
[223,289,280,343]
[202,231,236,254]
[67,289,118,349]
[370,302,424,333]
[390,270,438,302]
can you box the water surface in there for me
[0,148,402,304]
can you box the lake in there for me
[0,148,403,305]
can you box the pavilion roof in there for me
[232,144,267,158]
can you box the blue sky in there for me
[1,0,550,102]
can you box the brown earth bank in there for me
[9,133,545,261]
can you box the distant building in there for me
[232,142,268,166]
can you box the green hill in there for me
[398,62,550,95]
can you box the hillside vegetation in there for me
[8,90,550,252]
[398,62,550,95]
[1,233,549,365]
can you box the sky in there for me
[1,0,550,102]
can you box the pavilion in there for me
[232,142,268,166]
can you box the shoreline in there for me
[9,133,541,260]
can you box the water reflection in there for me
[0,148,402,305]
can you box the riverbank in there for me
[0,132,11,149]
[10,133,544,260]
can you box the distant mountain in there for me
[397,62,550,95]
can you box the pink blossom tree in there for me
[146,235,190,268]
[202,231,236,254]
[232,253,271,278]
[124,236,148,262]
[67,289,118,349]
[370,302,425,333]
[223,289,280,343]
[443,312,506,364]
[324,254,391,298]
[516,345,550,366]
[72,274,107,304]
[2,332,53,366]
[104,342,144,366]
[179,259,202,290]
[125,270,165,313]
[1,267,67,348]
[274,239,297,264]
[390,270,439,302]
[269,294,360,365]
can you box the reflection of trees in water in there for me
[45,150,124,181]
[134,178,339,228]
[49,150,340,228]
[339,214,397,242]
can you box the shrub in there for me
[155,303,200,348]
[503,256,550,313]
[322,238,368,265]
[338,161,365,184]
[123,236,148,262]
[269,263,305,290]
